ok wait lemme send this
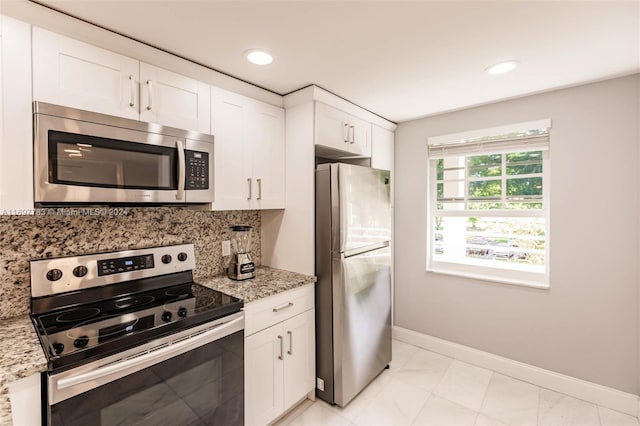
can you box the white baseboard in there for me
[393,326,639,418]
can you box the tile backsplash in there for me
[0,208,260,319]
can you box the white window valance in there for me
[428,119,551,159]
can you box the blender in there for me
[227,225,256,280]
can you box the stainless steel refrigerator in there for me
[315,163,392,407]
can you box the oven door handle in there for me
[56,316,243,391]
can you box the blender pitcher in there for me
[227,225,256,280]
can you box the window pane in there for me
[506,151,542,163]
[468,202,502,210]
[506,202,543,210]
[436,159,444,180]
[433,216,546,272]
[507,177,542,197]
[468,180,501,199]
[506,151,543,175]
[467,154,502,178]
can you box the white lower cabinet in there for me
[244,285,315,425]
[8,373,41,426]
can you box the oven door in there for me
[47,312,244,426]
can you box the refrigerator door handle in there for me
[341,241,390,258]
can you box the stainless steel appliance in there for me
[30,244,244,425]
[33,102,214,205]
[315,163,392,407]
[227,225,256,281]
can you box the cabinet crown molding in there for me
[284,85,397,132]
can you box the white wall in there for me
[394,74,640,394]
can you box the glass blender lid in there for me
[230,225,253,254]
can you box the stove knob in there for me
[161,254,172,264]
[52,342,64,355]
[74,336,89,348]
[73,265,88,277]
[177,252,188,262]
[177,307,188,317]
[46,269,63,282]
[161,311,172,322]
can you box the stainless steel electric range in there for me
[30,244,244,426]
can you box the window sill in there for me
[426,266,550,290]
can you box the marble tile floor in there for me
[273,340,639,426]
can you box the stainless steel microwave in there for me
[34,102,214,206]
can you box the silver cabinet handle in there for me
[277,335,283,360]
[349,125,355,144]
[175,140,185,200]
[287,330,293,355]
[257,178,262,200]
[272,302,293,312]
[247,178,252,200]
[128,75,135,107]
[343,123,349,143]
[146,80,154,111]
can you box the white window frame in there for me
[426,120,551,289]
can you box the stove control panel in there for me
[31,244,196,298]
[97,254,154,276]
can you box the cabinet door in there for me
[245,323,284,426]
[348,115,372,157]
[371,125,394,171]
[283,309,315,409]
[1,16,33,211]
[32,27,139,120]
[210,87,252,210]
[251,101,285,209]
[139,62,210,133]
[315,102,351,152]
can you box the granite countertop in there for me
[197,266,317,304]
[0,315,47,425]
[0,266,315,424]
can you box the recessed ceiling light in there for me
[485,60,519,75]
[245,49,273,65]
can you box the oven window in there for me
[49,131,177,190]
[50,330,244,426]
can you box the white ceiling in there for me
[36,1,640,123]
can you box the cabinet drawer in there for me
[245,284,314,336]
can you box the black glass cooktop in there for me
[31,281,242,372]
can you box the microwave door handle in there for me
[176,140,185,200]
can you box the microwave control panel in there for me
[185,150,209,190]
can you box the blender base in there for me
[227,253,256,280]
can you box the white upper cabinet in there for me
[32,28,210,133]
[371,124,394,172]
[32,27,139,120]
[1,16,33,211]
[139,63,210,133]
[315,101,371,157]
[211,88,252,210]
[211,86,285,210]
[252,103,285,209]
